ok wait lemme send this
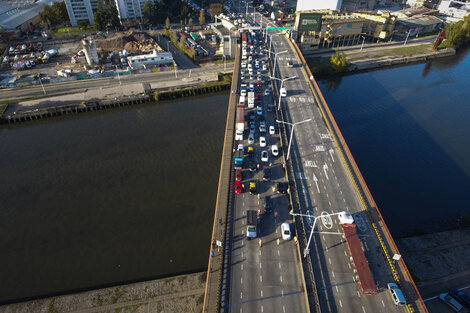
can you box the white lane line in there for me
[339,299,342,308]
[260,263,262,269]
[279,263,281,269]
[335,285,339,292]
[280,275,283,282]
[381,300,385,307]
[241,251,244,258]
[357,291,361,298]
[240,308,242,313]
[332,271,335,277]
[259,250,262,255]
[326,193,329,198]
[328,201,331,206]
[241,264,244,270]
[328,258,331,265]
[261,290,263,297]
[283,306,286,312]
[344,251,347,256]
[260,275,263,282]
[362,306,366,313]
[282,289,284,297]
[261,305,264,312]
[241,277,243,284]
[323,235,326,241]
[348,263,351,269]
[278,250,280,256]
[340,190,343,194]
[240,292,243,299]
[326,246,329,252]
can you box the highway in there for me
[221,29,309,313]
[260,13,410,313]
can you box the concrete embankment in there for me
[0,272,206,313]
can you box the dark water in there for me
[0,94,228,303]
[316,48,470,238]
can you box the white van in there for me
[280,87,287,97]
[387,283,407,306]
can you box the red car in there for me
[257,81,262,87]
[235,170,242,182]
[234,180,243,194]
[256,93,262,100]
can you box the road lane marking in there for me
[261,290,263,297]
[335,285,339,292]
[329,149,335,162]
[260,275,263,282]
[259,250,262,255]
[261,305,264,312]
[282,289,284,297]
[382,300,385,307]
[280,275,283,282]
[313,174,320,193]
[279,263,281,269]
[323,235,325,241]
[278,250,280,256]
[332,271,335,277]
[329,258,331,264]
[241,264,243,270]
[283,306,286,312]
[241,251,243,258]
[328,201,332,206]
[260,263,262,269]
[357,291,361,298]
[240,308,242,313]
[240,292,243,299]
[241,277,243,284]
[344,251,348,257]
[362,306,366,313]
[339,299,342,307]
[348,263,351,269]
[323,163,329,179]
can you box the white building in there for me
[437,0,469,21]
[296,0,342,11]
[127,50,174,69]
[114,0,146,20]
[64,0,95,27]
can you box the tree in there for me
[40,1,68,29]
[330,52,348,73]
[52,1,68,26]
[199,10,205,26]
[165,16,170,29]
[109,4,121,28]
[188,17,193,28]
[94,0,107,31]
[143,0,154,23]
[178,37,186,51]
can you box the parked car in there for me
[263,167,271,181]
[440,293,463,312]
[269,125,275,135]
[264,88,270,96]
[257,106,263,116]
[261,195,272,213]
[248,132,255,144]
[259,136,266,147]
[281,222,291,240]
[261,150,268,162]
[449,289,470,307]
[249,181,257,194]
[235,169,243,182]
[276,182,288,194]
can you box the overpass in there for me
[203,11,428,313]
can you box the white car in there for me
[264,88,270,96]
[271,145,279,156]
[262,64,267,71]
[248,133,255,144]
[261,150,269,162]
[241,61,247,68]
[257,106,263,116]
[238,144,244,152]
[269,125,275,135]
[280,87,287,97]
[259,136,266,147]
[281,223,291,240]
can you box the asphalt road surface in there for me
[257,13,410,313]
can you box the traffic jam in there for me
[233,29,291,240]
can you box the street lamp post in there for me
[37,74,46,95]
[276,118,311,161]
[223,55,226,71]
[404,30,411,46]
[290,211,343,258]
[271,50,287,78]
[270,75,296,110]
[360,36,365,51]
[268,33,282,56]
[115,65,121,85]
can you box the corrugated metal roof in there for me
[0,2,15,15]
[0,0,58,30]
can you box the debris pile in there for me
[94,30,162,54]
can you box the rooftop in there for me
[0,0,59,30]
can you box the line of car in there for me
[439,289,470,312]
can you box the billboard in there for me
[298,13,322,31]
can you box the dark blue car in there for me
[450,289,470,307]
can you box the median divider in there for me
[286,36,428,313]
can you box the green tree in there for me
[178,37,186,51]
[440,15,470,49]
[330,52,348,73]
[39,5,54,29]
[188,17,193,28]
[109,4,121,28]
[143,0,154,23]
[165,16,170,29]
[198,9,205,26]
[52,1,68,26]
[94,0,107,31]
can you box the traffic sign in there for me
[265,27,286,30]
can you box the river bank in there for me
[0,272,206,313]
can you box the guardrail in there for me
[287,36,429,313]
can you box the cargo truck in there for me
[235,105,245,141]
[246,210,258,238]
[247,92,255,108]
[338,211,378,295]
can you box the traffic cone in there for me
[294,236,298,245]
[277,238,280,245]
[259,239,262,248]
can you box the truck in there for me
[241,32,247,47]
[246,210,258,238]
[235,105,245,141]
[338,212,378,295]
[234,150,244,170]
[247,91,255,108]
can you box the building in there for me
[2,0,35,8]
[352,12,396,40]
[64,0,96,27]
[394,14,443,37]
[295,10,364,50]
[437,0,470,22]
[296,0,375,12]
[82,39,99,64]
[127,50,173,69]
[114,0,146,20]
[0,0,58,40]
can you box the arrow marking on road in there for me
[323,163,329,180]
[329,149,335,162]
[313,174,320,193]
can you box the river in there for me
[315,48,470,238]
[0,93,228,303]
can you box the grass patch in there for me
[214,58,235,65]
[346,43,433,61]
[111,287,123,304]
[52,26,96,36]
[165,277,176,284]
[96,294,103,306]
[48,298,58,313]
[177,275,187,283]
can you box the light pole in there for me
[389,30,397,42]
[271,75,296,110]
[223,55,226,71]
[276,118,311,161]
[290,211,344,258]
[115,65,121,85]
[360,36,365,51]
[37,74,46,95]
[404,30,411,46]
[268,32,282,55]
[271,50,287,78]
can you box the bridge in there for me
[203,11,428,313]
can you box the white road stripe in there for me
[279,263,281,269]
[362,306,366,313]
[336,285,339,292]
[280,275,283,282]
[261,290,263,297]
[283,306,286,312]
[241,277,243,284]
[241,264,243,270]
[260,275,263,282]
[240,292,243,299]
[382,300,385,307]
[332,271,335,277]
[357,291,361,298]
[329,258,331,264]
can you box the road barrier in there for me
[287,36,428,313]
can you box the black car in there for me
[450,289,470,306]
[246,157,258,172]
[262,196,272,214]
[263,167,271,181]
[276,182,289,194]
